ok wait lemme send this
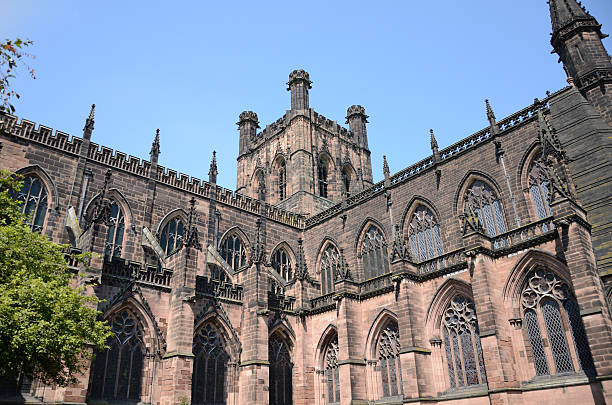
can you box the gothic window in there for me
[272,247,292,281]
[521,269,595,377]
[159,217,184,256]
[279,159,287,201]
[377,322,402,399]
[318,160,329,198]
[269,335,293,405]
[220,233,247,271]
[360,225,389,279]
[89,310,145,401]
[407,206,443,261]
[442,295,487,389]
[13,175,48,232]
[341,168,351,197]
[324,336,340,404]
[464,180,507,237]
[192,324,230,405]
[105,200,125,259]
[528,157,553,220]
[320,244,340,295]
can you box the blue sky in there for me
[3,1,611,189]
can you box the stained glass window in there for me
[192,324,229,405]
[159,217,184,255]
[105,200,124,259]
[408,206,443,261]
[529,157,553,220]
[361,226,389,279]
[272,248,292,281]
[464,181,506,237]
[269,335,293,405]
[325,336,340,404]
[89,310,145,401]
[318,161,328,198]
[13,175,48,232]
[320,245,340,295]
[442,295,487,389]
[378,322,402,399]
[220,234,247,271]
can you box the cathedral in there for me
[1,1,612,404]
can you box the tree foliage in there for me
[0,170,111,386]
[0,38,35,114]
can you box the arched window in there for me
[341,168,351,197]
[320,244,340,295]
[377,322,402,399]
[407,206,443,261]
[89,310,145,401]
[528,157,553,220]
[269,335,293,405]
[220,233,247,271]
[159,217,184,256]
[192,324,230,405]
[521,269,594,377]
[272,247,292,281]
[278,160,287,201]
[464,180,506,237]
[360,225,389,279]
[324,336,340,404]
[105,200,125,259]
[318,160,329,198]
[13,175,48,232]
[442,295,487,389]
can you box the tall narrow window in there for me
[521,269,594,376]
[13,175,48,232]
[159,217,184,255]
[360,225,389,279]
[408,206,443,261]
[378,322,402,399]
[279,160,287,201]
[529,157,553,220]
[269,335,293,405]
[442,295,487,389]
[464,181,506,237]
[89,310,145,401]
[105,200,125,259]
[320,245,340,295]
[324,336,340,404]
[192,324,229,405]
[272,248,292,281]
[220,233,247,271]
[341,168,351,197]
[318,160,328,198]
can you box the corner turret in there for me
[287,70,312,110]
[237,111,260,156]
[346,105,369,149]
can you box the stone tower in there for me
[235,69,373,215]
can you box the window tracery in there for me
[13,175,48,232]
[442,295,487,389]
[528,156,553,220]
[318,160,329,198]
[220,233,247,271]
[324,336,340,404]
[320,244,340,295]
[269,335,292,405]
[272,247,292,281]
[192,324,229,405]
[360,225,389,279]
[341,168,350,197]
[89,310,145,401]
[407,206,443,261]
[464,180,506,237]
[105,200,125,259]
[377,322,402,399]
[159,217,184,256]
[278,160,287,201]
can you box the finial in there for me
[208,150,218,183]
[184,197,202,250]
[383,155,390,177]
[150,128,160,157]
[251,218,265,265]
[429,129,438,150]
[84,104,95,133]
[337,249,352,281]
[485,99,496,122]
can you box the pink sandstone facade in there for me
[1,1,612,404]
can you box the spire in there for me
[549,0,596,35]
[383,155,390,179]
[150,128,160,157]
[429,129,438,150]
[208,150,218,184]
[485,99,499,135]
[83,104,95,139]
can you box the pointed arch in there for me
[155,208,188,235]
[355,219,390,280]
[315,324,339,369]
[364,309,398,359]
[517,141,542,190]
[268,325,294,405]
[14,165,59,208]
[425,278,474,336]
[269,318,296,349]
[193,309,241,361]
[219,226,250,272]
[270,241,296,282]
[354,217,387,250]
[316,238,341,295]
[400,195,442,231]
[317,151,334,199]
[156,208,188,257]
[84,188,134,228]
[100,297,159,355]
[341,162,356,197]
[402,197,444,261]
[454,170,504,216]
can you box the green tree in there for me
[0,169,111,386]
[0,38,35,114]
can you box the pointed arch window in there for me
[521,269,594,377]
[528,157,553,220]
[318,160,329,198]
[220,233,247,271]
[341,168,351,198]
[464,180,506,237]
[89,310,145,401]
[378,322,402,399]
[278,159,287,201]
[320,244,340,295]
[192,324,230,405]
[442,295,487,389]
[272,247,292,281]
[159,217,184,256]
[269,335,293,405]
[105,200,125,259]
[13,175,48,232]
[360,225,389,279]
[324,336,340,404]
[408,206,443,261]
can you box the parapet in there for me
[287,69,312,90]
